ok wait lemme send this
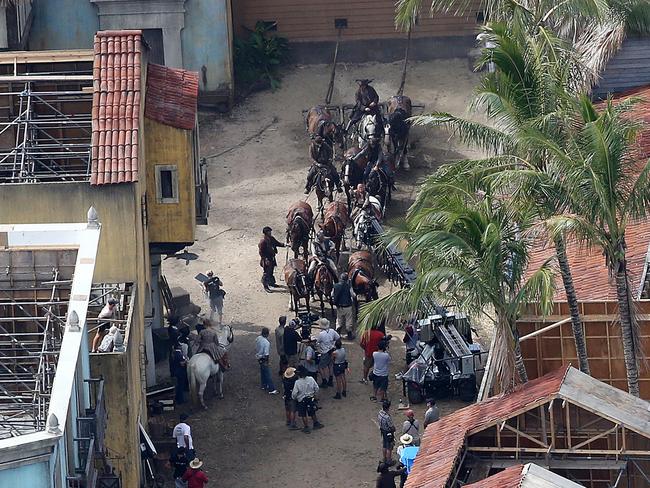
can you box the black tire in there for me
[406,381,424,404]
[458,377,477,402]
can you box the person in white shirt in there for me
[97,325,119,353]
[291,366,324,433]
[255,327,278,394]
[316,318,340,388]
[172,413,195,460]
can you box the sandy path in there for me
[162,59,480,487]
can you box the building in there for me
[27,0,233,109]
[465,464,584,488]
[405,366,650,487]
[518,85,650,399]
[0,30,206,486]
[232,0,482,63]
[0,212,122,486]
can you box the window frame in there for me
[154,164,179,204]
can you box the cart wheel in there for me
[406,382,424,404]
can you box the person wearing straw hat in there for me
[401,409,420,446]
[282,367,299,429]
[397,434,419,488]
[182,458,208,488]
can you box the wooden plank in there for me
[0,50,93,65]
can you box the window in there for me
[155,165,179,203]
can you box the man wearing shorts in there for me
[291,366,324,434]
[378,399,396,465]
[372,340,391,402]
[316,318,340,388]
[360,326,385,384]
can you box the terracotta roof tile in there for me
[527,86,650,301]
[145,63,199,130]
[91,30,142,186]
[464,465,525,488]
[404,367,569,488]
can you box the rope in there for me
[203,117,278,161]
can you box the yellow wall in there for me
[144,118,196,245]
[0,182,139,283]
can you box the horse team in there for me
[284,80,413,318]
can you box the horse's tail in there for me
[188,358,199,406]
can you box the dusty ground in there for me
[161,59,481,487]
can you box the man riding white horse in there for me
[195,320,230,370]
[308,230,339,283]
[362,136,392,182]
[346,79,383,135]
[305,136,343,194]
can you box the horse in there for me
[321,201,350,261]
[188,324,234,409]
[358,112,384,148]
[340,147,369,212]
[313,165,337,220]
[306,105,345,150]
[348,250,378,302]
[286,201,314,260]
[366,153,394,215]
[284,258,311,315]
[352,195,382,250]
[385,95,412,170]
[313,262,335,313]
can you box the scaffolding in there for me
[0,52,93,183]
[0,248,133,440]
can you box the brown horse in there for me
[306,106,344,149]
[283,259,311,315]
[313,262,335,313]
[385,95,412,170]
[340,147,369,212]
[286,201,314,260]
[348,251,378,302]
[321,201,349,260]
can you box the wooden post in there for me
[397,24,412,96]
[325,28,342,105]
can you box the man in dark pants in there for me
[170,341,188,405]
[305,137,342,194]
[333,273,356,339]
[169,446,190,488]
[283,319,302,367]
[258,226,285,292]
[346,79,381,132]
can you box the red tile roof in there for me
[145,63,199,130]
[91,30,142,185]
[527,219,650,302]
[464,465,524,488]
[404,367,569,488]
[527,85,650,302]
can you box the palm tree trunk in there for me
[614,258,641,397]
[514,339,528,384]
[554,236,590,374]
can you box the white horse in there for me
[188,324,234,409]
[358,113,382,148]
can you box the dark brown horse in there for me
[283,259,311,315]
[385,95,412,170]
[348,250,378,302]
[306,106,344,149]
[340,147,368,212]
[321,201,349,260]
[286,201,314,260]
[313,262,335,313]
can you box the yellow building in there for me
[0,31,207,487]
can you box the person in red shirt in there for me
[359,326,385,384]
[183,458,209,488]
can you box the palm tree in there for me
[409,21,594,373]
[544,96,650,396]
[395,0,650,92]
[360,180,556,393]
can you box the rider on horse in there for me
[361,136,392,182]
[308,230,339,283]
[346,79,383,134]
[196,322,230,370]
[305,136,343,194]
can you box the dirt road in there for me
[162,59,480,487]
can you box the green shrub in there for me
[234,21,289,91]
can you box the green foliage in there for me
[234,22,289,91]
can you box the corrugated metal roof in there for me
[90,30,142,185]
[465,464,585,488]
[145,63,199,130]
[405,366,650,487]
